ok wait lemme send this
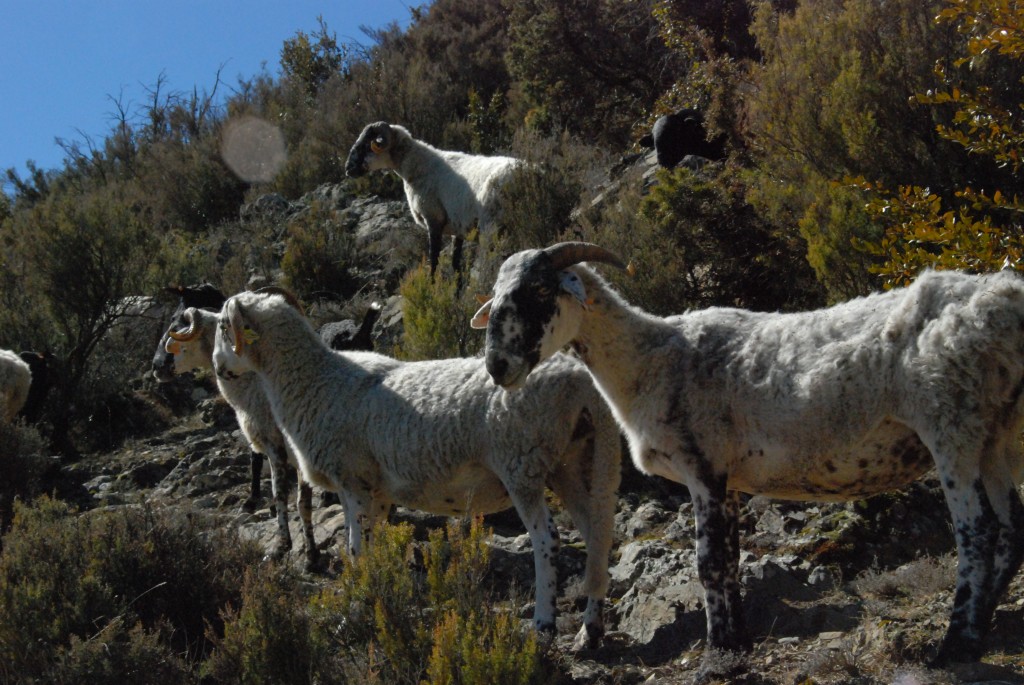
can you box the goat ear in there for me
[559,271,589,308]
[228,301,252,356]
[470,298,492,329]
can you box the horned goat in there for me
[212,290,622,650]
[473,241,1024,676]
[152,284,269,512]
[155,288,382,568]
[158,305,318,569]
[0,349,32,423]
[345,121,521,275]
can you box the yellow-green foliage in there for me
[425,610,538,685]
[203,564,319,685]
[850,0,1024,287]
[424,519,491,617]
[745,0,969,300]
[397,262,482,360]
[301,518,543,685]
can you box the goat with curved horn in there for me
[166,310,202,343]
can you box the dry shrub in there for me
[0,497,263,683]
[203,563,321,685]
[853,555,955,601]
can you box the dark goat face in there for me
[152,284,226,382]
[346,121,396,178]
[472,250,584,389]
[651,108,726,169]
[152,307,187,381]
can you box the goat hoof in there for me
[929,636,983,668]
[267,540,290,561]
[571,622,604,652]
[304,548,322,573]
[533,620,556,646]
[240,497,260,514]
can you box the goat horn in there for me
[252,286,306,317]
[543,242,627,272]
[167,310,201,342]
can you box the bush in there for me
[203,563,322,685]
[397,261,483,360]
[296,518,545,685]
[48,620,189,685]
[578,163,822,317]
[0,498,263,682]
[281,202,361,301]
[0,421,48,529]
[498,130,603,251]
[425,609,539,685]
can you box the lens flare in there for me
[221,116,286,183]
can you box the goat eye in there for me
[537,285,552,297]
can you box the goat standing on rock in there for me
[345,121,521,276]
[472,242,1024,679]
[153,286,381,568]
[211,289,622,650]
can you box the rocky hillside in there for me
[55,381,1024,684]
[35,155,1024,685]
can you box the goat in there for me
[160,305,318,568]
[0,349,32,423]
[472,241,1024,677]
[16,351,56,423]
[345,121,521,275]
[319,301,382,351]
[212,290,622,649]
[152,284,271,511]
[154,286,377,514]
[155,288,381,566]
[639,109,727,170]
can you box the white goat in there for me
[212,290,621,649]
[160,306,319,569]
[0,349,32,423]
[345,121,521,275]
[472,241,1024,675]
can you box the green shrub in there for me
[420,520,540,685]
[0,498,263,682]
[49,620,189,685]
[281,202,361,301]
[203,563,322,685]
[303,518,545,685]
[397,261,482,360]
[0,421,48,529]
[424,609,539,685]
[498,130,605,250]
[578,163,823,317]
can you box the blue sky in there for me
[0,1,417,187]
